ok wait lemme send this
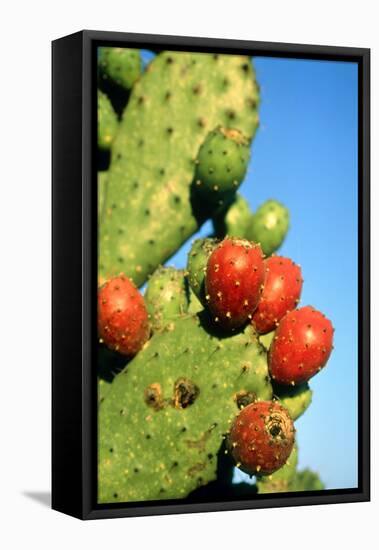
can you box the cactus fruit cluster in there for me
[97,47,331,503]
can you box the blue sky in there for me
[140,52,359,490]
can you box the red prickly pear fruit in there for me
[252,256,303,334]
[205,237,265,330]
[228,401,295,475]
[268,306,334,385]
[98,275,150,357]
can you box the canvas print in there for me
[97,46,358,504]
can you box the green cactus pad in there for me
[258,330,275,351]
[257,444,298,494]
[291,469,325,491]
[194,127,250,207]
[98,314,272,503]
[187,286,204,315]
[187,238,218,304]
[273,382,313,421]
[246,200,289,256]
[98,171,108,222]
[98,378,111,406]
[98,344,128,406]
[145,267,189,332]
[98,90,118,150]
[99,52,260,286]
[99,47,142,90]
[213,193,253,238]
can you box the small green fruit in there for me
[246,200,289,256]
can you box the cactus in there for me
[194,127,250,207]
[291,468,325,491]
[213,194,252,238]
[257,447,325,493]
[99,51,260,287]
[257,444,298,493]
[246,200,290,256]
[187,286,204,315]
[98,313,272,503]
[98,171,108,221]
[259,330,275,351]
[97,48,330,503]
[145,266,189,332]
[98,90,118,150]
[213,197,290,258]
[187,238,218,304]
[273,382,313,421]
[99,47,142,90]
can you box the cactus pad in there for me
[257,444,298,493]
[99,47,142,90]
[187,238,218,304]
[98,313,272,503]
[99,52,260,286]
[194,127,250,207]
[98,90,118,150]
[274,382,313,421]
[213,193,253,238]
[145,267,189,332]
[246,199,290,256]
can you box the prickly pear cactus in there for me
[99,52,260,286]
[274,383,313,421]
[194,127,250,207]
[187,238,218,304]
[187,286,204,315]
[145,266,189,332]
[213,193,252,238]
[256,442,324,493]
[99,47,142,90]
[291,468,325,491]
[98,313,272,503]
[257,444,298,494]
[259,330,275,350]
[213,196,290,257]
[246,199,290,256]
[98,171,108,223]
[98,90,118,150]
[97,48,331,503]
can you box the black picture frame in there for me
[52,30,370,520]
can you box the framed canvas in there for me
[52,30,370,520]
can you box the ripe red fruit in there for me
[205,238,265,329]
[98,275,150,357]
[268,306,334,385]
[252,256,303,334]
[228,401,295,475]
